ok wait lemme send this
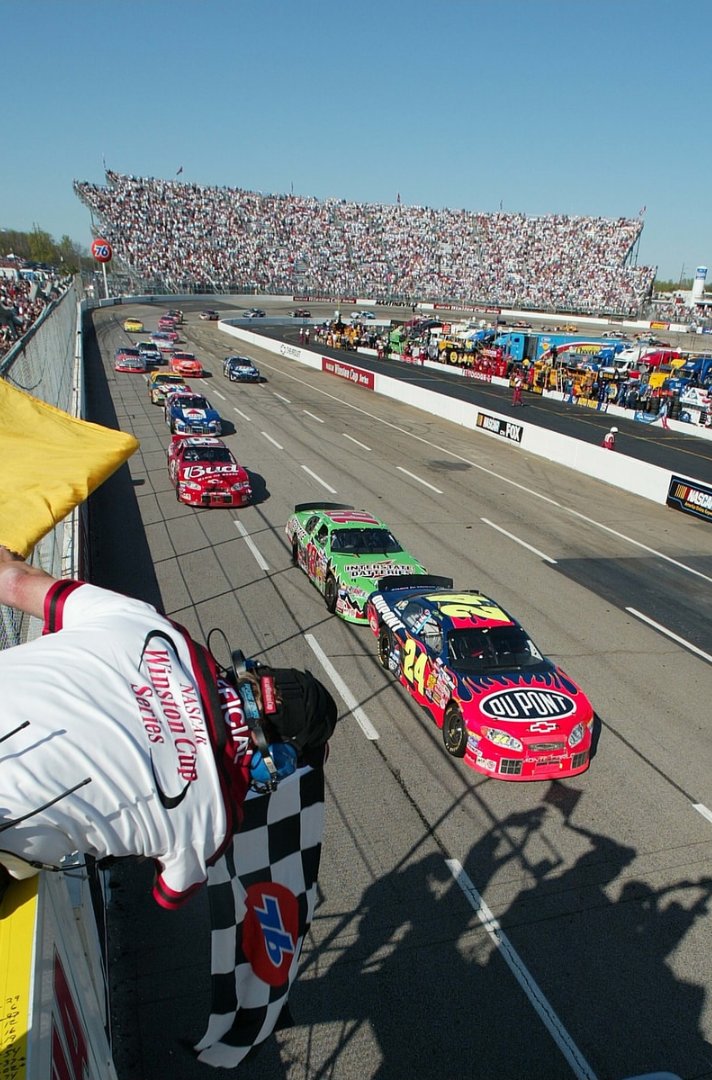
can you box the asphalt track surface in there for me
[86,302,712,1080]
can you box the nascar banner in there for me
[476,411,523,444]
[195,765,325,1068]
[666,475,712,524]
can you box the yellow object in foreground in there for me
[0,876,39,1078]
[0,378,139,557]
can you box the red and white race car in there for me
[167,436,252,507]
[114,347,146,373]
[170,351,204,377]
[366,580,594,781]
[151,330,180,353]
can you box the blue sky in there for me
[3,0,707,282]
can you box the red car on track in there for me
[167,436,252,507]
[366,580,594,781]
[114,347,146,373]
[170,351,204,377]
[152,330,180,353]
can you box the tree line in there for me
[0,226,90,275]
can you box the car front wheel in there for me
[442,703,468,758]
[291,538,299,566]
[378,627,393,670]
[324,574,338,613]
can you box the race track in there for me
[88,303,712,1080]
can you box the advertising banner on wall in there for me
[321,357,375,390]
[475,411,523,443]
[666,475,712,523]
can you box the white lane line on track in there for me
[233,406,252,422]
[304,634,379,740]
[234,520,269,571]
[303,410,324,423]
[481,518,558,564]
[211,390,226,401]
[693,803,712,825]
[396,466,443,494]
[626,608,712,663]
[261,431,283,450]
[252,358,709,585]
[566,509,712,584]
[343,433,372,451]
[301,466,337,493]
[446,859,598,1080]
[273,392,291,404]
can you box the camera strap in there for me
[230,650,279,790]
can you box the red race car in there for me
[167,436,252,507]
[152,330,180,353]
[114,347,146,373]
[170,351,204,377]
[366,581,594,781]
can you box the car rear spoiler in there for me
[294,502,355,513]
[375,574,454,593]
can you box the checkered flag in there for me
[195,764,325,1068]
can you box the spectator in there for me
[72,173,655,316]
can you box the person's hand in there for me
[0,546,25,566]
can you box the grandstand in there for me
[73,172,656,316]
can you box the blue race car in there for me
[165,392,222,435]
[223,355,261,382]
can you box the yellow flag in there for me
[0,378,139,557]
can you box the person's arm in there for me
[0,547,57,620]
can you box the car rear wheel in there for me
[291,538,299,566]
[378,627,393,670]
[324,574,338,613]
[442,703,467,758]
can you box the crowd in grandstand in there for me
[0,270,64,362]
[73,172,656,316]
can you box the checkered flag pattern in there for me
[195,765,325,1068]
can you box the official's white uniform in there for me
[0,580,247,908]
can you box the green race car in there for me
[285,502,428,623]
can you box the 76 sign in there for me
[91,238,112,263]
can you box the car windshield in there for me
[331,527,402,555]
[446,627,544,672]
[183,446,232,463]
[177,396,208,409]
